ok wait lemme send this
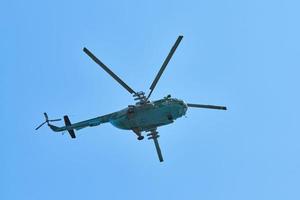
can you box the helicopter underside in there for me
[110,102,187,132]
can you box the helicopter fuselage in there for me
[109,97,187,131]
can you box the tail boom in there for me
[37,112,113,138]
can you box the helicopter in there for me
[36,35,227,162]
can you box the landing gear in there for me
[138,135,144,140]
[132,128,144,140]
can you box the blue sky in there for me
[1,0,300,199]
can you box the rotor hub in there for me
[133,91,148,104]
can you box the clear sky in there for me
[1,0,300,199]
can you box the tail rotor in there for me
[35,112,61,130]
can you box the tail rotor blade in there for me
[187,103,227,110]
[35,121,47,130]
[36,113,61,131]
[44,112,48,120]
[49,119,61,122]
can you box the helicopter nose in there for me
[183,103,188,113]
[180,101,188,114]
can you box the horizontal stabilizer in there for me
[63,115,76,139]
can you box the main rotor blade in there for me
[147,129,164,162]
[153,136,164,162]
[83,47,137,95]
[147,36,183,99]
[187,103,227,110]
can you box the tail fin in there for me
[63,115,76,139]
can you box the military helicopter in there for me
[36,35,227,162]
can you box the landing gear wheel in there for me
[137,136,144,140]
